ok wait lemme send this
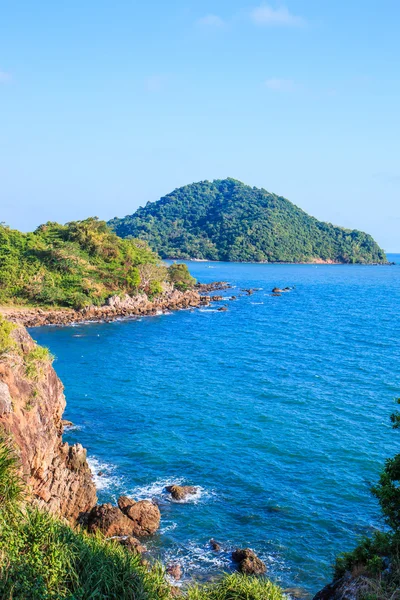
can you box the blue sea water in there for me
[32,254,400,595]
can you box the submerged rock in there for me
[232,548,266,575]
[166,484,198,501]
[210,538,222,552]
[119,535,147,554]
[167,563,182,581]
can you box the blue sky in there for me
[1,1,399,250]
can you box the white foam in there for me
[63,424,82,432]
[127,477,215,505]
[87,456,121,491]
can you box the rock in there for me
[210,538,221,552]
[0,381,12,416]
[87,503,136,537]
[232,548,267,576]
[217,306,228,312]
[119,535,147,554]
[0,325,97,522]
[167,564,182,580]
[62,419,74,428]
[118,495,136,514]
[170,587,182,597]
[124,500,161,536]
[166,484,198,501]
[272,287,283,293]
[312,573,371,600]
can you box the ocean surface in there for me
[32,254,400,596]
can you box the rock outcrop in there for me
[166,484,198,501]
[1,288,209,328]
[88,496,161,537]
[0,325,97,521]
[312,573,371,600]
[232,548,267,575]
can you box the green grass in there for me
[186,573,285,600]
[24,346,54,381]
[0,315,16,356]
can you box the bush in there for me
[167,263,196,291]
[0,315,16,356]
[24,346,54,381]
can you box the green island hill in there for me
[108,178,387,264]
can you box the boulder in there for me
[210,538,221,552]
[87,503,136,537]
[118,495,136,514]
[0,381,12,416]
[232,548,266,575]
[124,500,161,536]
[167,563,182,581]
[119,535,147,554]
[166,484,198,501]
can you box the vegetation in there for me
[334,399,400,599]
[24,346,54,381]
[0,315,16,356]
[0,436,282,599]
[109,178,387,264]
[0,218,174,309]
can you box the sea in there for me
[32,254,400,596]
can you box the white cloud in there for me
[265,78,296,91]
[197,14,225,27]
[0,70,11,83]
[251,4,305,27]
[144,74,168,93]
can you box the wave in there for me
[126,477,215,505]
[87,456,122,492]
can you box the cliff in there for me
[0,322,97,521]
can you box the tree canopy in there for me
[0,218,175,309]
[109,178,387,264]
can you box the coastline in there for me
[0,282,229,328]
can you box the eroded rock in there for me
[232,548,267,575]
[167,564,182,581]
[125,500,161,536]
[166,484,198,501]
[87,503,136,537]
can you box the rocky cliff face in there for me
[0,325,97,521]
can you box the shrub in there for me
[25,346,54,381]
[167,263,196,291]
[0,315,16,356]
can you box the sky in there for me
[0,1,399,251]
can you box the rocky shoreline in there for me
[0,282,230,328]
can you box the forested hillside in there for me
[0,218,176,309]
[109,179,387,264]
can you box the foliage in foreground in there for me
[334,399,400,599]
[0,438,281,599]
[0,218,192,309]
[186,573,284,600]
[109,178,387,264]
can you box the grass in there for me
[24,345,54,381]
[0,315,16,356]
[185,573,285,600]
